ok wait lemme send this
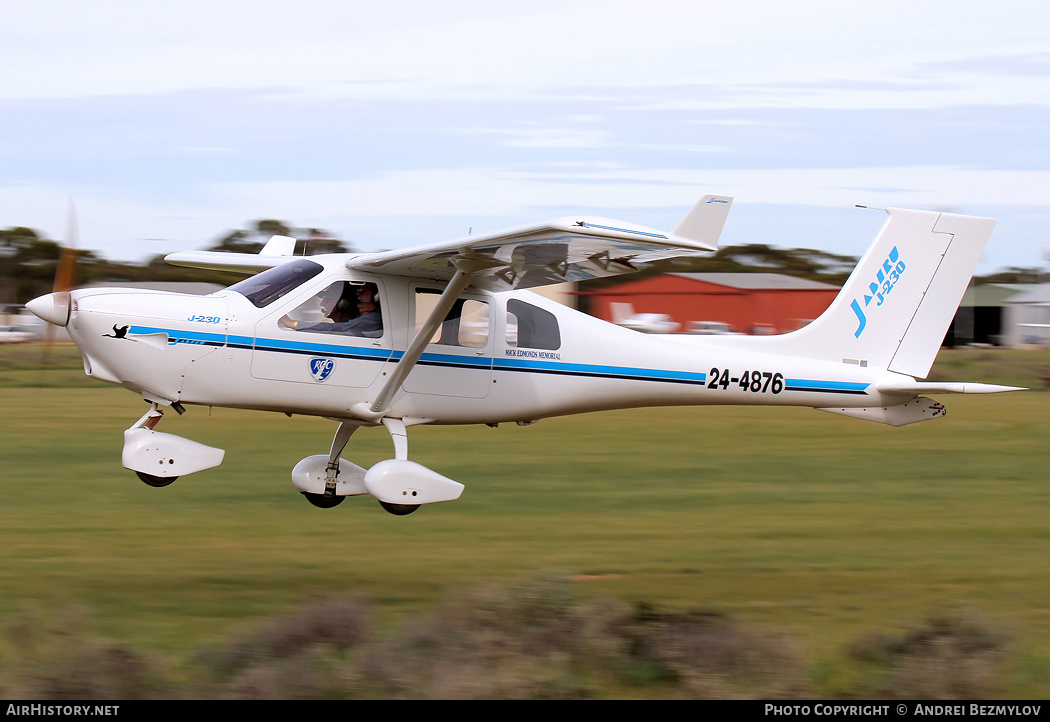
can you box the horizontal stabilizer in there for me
[877,381,1026,395]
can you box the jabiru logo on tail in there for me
[851,246,906,338]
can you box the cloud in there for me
[918,52,1050,78]
[3,1,1049,106]
[472,126,614,150]
[2,0,1049,272]
[206,165,1050,224]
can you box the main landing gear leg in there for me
[360,418,464,514]
[301,421,361,509]
[375,418,419,516]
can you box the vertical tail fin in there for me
[670,194,733,249]
[764,207,995,378]
[609,302,635,325]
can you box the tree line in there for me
[0,220,352,305]
[1,220,1040,306]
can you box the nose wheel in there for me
[131,404,179,488]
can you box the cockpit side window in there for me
[280,281,384,338]
[226,259,324,308]
[506,299,560,350]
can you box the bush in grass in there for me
[616,602,810,699]
[190,596,370,698]
[0,585,1014,699]
[847,613,1012,699]
[348,575,808,699]
[348,574,613,699]
[2,606,172,700]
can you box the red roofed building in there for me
[578,273,840,334]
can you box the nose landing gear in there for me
[122,399,225,487]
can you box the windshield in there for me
[226,259,324,308]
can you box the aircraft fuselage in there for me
[64,258,901,427]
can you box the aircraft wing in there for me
[349,195,732,292]
[164,235,302,273]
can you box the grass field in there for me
[0,345,1048,697]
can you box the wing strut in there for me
[366,257,480,416]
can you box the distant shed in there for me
[1002,283,1050,347]
[946,283,1029,347]
[577,273,840,334]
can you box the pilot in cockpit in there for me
[281,282,383,337]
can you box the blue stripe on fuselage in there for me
[494,357,706,385]
[127,325,868,394]
[784,378,869,395]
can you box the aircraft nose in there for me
[26,292,71,327]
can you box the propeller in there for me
[39,201,78,366]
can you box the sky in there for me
[1,0,1049,274]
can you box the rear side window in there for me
[227,260,324,308]
[506,299,560,350]
[415,290,490,348]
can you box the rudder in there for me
[886,211,995,377]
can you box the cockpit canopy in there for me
[225,259,324,308]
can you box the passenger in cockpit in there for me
[280,282,383,337]
[309,283,382,337]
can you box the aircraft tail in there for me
[609,302,635,324]
[765,207,995,378]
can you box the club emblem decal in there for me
[309,357,335,382]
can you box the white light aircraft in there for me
[26,196,1023,515]
[609,302,681,334]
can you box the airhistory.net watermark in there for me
[6,705,118,717]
